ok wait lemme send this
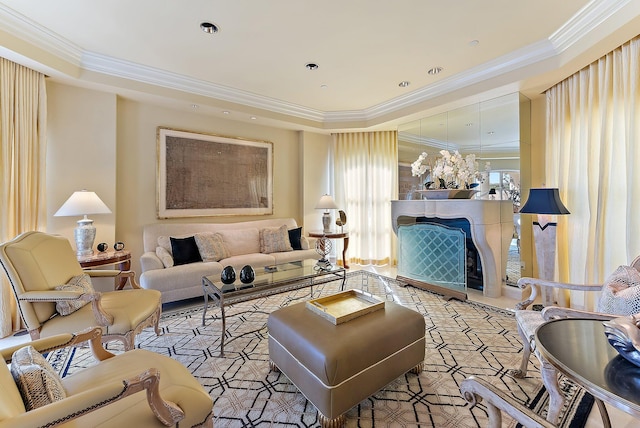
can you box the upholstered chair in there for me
[0,231,162,351]
[512,255,640,424]
[1,327,213,427]
[460,376,555,428]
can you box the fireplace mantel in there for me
[391,199,514,298]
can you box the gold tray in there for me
[306,289,384,325]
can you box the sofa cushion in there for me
[288,227,303,250]
[156,246,174,268]
[11,345,67,410]
[260,225,293,254]
[218,228,260,256]
[54,273,94,316]
[170,236,202,266]
[194,232,230,262]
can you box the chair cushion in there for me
[597,265,640,315]
[11,345,67,410]
[259,225,293,253]
[194,232,229,262]
[514,309,544,338]
[54,274,94,316]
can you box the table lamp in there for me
[54,190,112,257]
[315,194,338,233]
[519,187,570,306]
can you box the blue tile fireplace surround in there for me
[391,199,513,300]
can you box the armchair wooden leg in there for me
[540,358,563,425]
[510,325,531,378]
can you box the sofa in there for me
[140,218,319,303]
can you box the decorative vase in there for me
[97,242,108,252]
[239,265,255,284]
[220,266,236,284]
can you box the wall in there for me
[45,82,332,278]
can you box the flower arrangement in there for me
[430,149,484,189]
[411,151,429,178]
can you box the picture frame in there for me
[157,127,273,218]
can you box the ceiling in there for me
[0,0,639,132]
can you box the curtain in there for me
[545,36,640,309]
[333,131,398,266]
[0,57,47,337]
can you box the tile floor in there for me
[1,263,635,427]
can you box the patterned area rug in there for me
[48,272,592,427]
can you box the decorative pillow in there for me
[288,227,303,250]
[260,225,293,254]
[157,235,172,255]
[156,246,174,268]
[218,229,260,256]
[596,265,640,315]
[54,274,94,316]
[11,345,67,410]
[170,236,202,266]
[194,232,230,262]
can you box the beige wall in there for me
[45,82,332,276]
[46,82,117,250]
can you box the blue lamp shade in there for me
[520,188,570,215]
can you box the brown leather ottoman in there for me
[267,298,425,427]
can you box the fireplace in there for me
[392,199,513,298]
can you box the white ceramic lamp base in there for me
[75,218,96,257]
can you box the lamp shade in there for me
[315,194,338,210]
[54,190,112,217]
[520,188,569,215]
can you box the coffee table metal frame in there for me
[202,260,346,356]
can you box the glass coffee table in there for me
[202,259,346,356]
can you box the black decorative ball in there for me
[114,241,125,251]
[220,266,236,284]
[97,242,108,252]
[239,265,255,284]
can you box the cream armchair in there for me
[0,327,213,427]
[0,231,162,350]
[511,255,640,424]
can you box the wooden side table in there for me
[77,250,139,290]
[308,231,350,268]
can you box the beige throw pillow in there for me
[259,225,293,253]
[11,345,67,410]
[156,246,174,268]
[194,232,230,262]
[54,274,94,316]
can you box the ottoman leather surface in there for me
[268,298,425,424]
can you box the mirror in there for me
[397,92,529,287]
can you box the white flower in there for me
[430,149,483,189]
[411,152,429,177]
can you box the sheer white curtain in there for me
[545,35,640,309]
[0,58,47,337]
[333,131,398,265]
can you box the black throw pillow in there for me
[170,236,202,266]
[288,227,303,250]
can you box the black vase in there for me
[239,265,255,284]
[220,266,236,284]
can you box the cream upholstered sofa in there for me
[140,218,319,303]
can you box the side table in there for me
[308,230,350,268]
[77,250,139,290]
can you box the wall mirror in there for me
[397,92,530,286]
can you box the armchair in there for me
[0,231,162,350]
[0,327,213,427]
[511,255,640,424]
[460,376,555,428]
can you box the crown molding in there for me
[0,0,623,125]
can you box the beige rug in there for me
[48,271,592,427]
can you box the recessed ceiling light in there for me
[398,81,410,88]
[200,22,219,34]
[427,67,443,75]
[305,63,319,70]
[487,131,495,135]
[250,116,257,120]
[191,104,199,109]
[465,123,473,127]
[469,40,480,47]
[320,84,328,89]
[222,110,230,115]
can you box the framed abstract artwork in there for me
[157,127,273,218]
